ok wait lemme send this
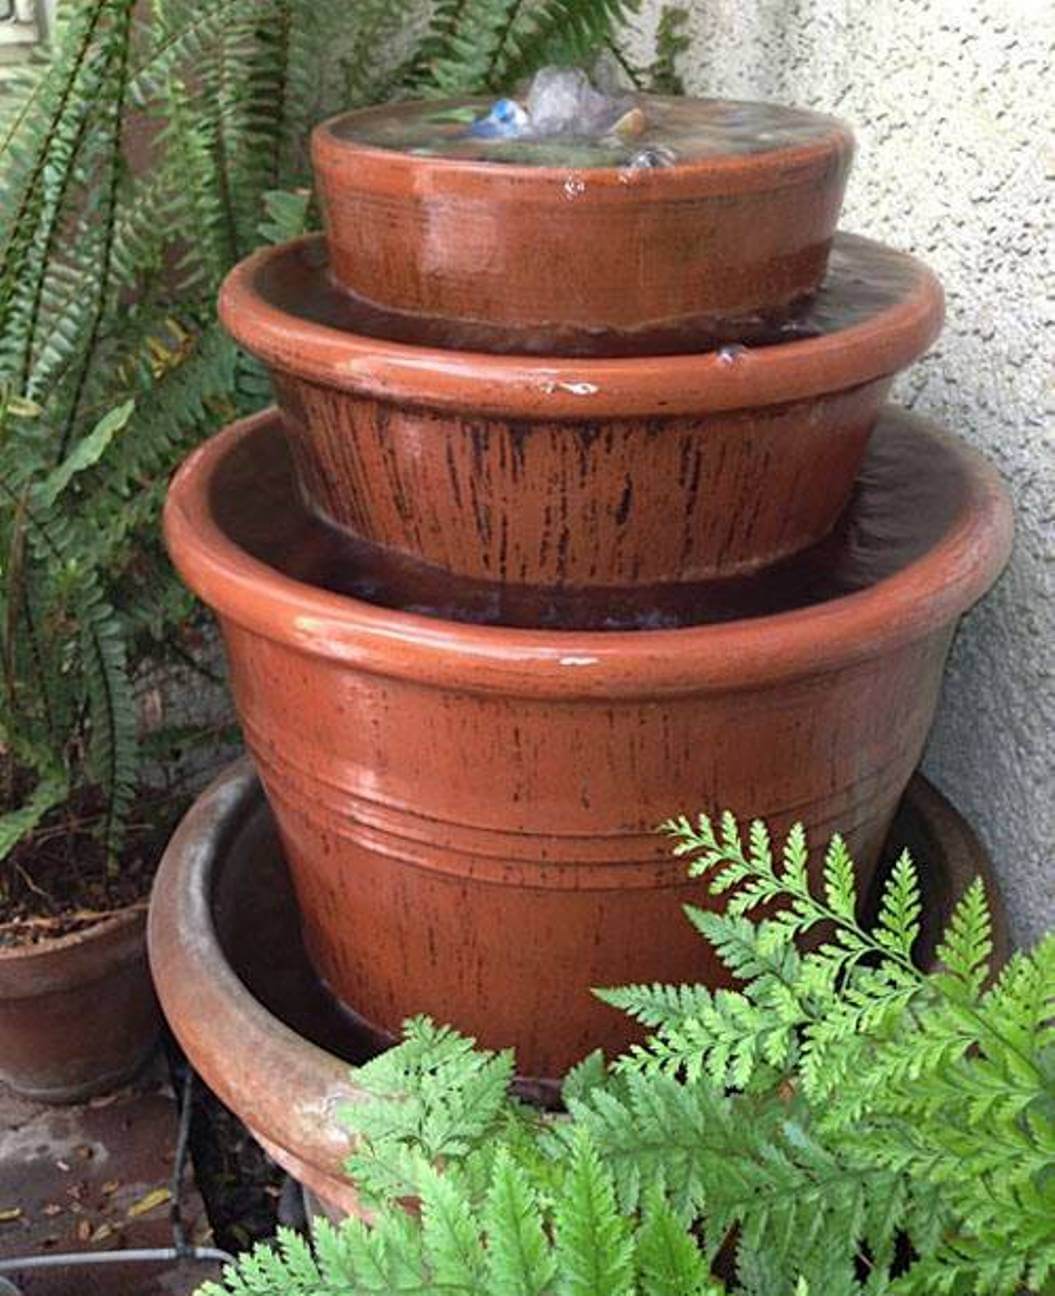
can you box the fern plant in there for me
[201,815,1054,1296]
[0,0,667,924]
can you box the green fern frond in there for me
[0,772,67,867]
[935,878,993,993]
[554,1132,634,1296]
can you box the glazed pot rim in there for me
[312,95,854,192]
[163,407,1013,698]
[148,760,359,1191]
[218,232,944,420]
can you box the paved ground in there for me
[0,1054,223,1296]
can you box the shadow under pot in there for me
[311,95,855,352]
[162,405,1011,1082]
[218,233,943,625]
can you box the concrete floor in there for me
[0,1055,222,1296]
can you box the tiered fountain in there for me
[150,72,1012,1213]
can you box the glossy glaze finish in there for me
[149,758,1008,1216]
[219,234,943,594]
[313,97,854,346]
[163,407,1011,1079]
[0,907,158,1102]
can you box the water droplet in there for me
[628,146,677,170]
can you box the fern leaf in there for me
[0,772,67,864]
[419,1166,486,1287]
[35,399,133,508]
[874,848,922,959]
[554,1132,633,1296]
[635,1189,714,1295]
[935,878,992,994]
[821,834,856,922]
[484,1149,555,1296]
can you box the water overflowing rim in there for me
[219,233,944,419]
[312,95,855,188]
[163,407,1012,698]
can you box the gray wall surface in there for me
[632,0,1053,942]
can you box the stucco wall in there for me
[630,0,1053,942]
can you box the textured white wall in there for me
[631,0,1053,942]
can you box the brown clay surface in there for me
[312,96,854,344]
[220,233,943,591]
[0,908,160,1103]
[149,758,1009,1218]
[162,406,1011,1079]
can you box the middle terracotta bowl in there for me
[163,405,1011,1080]
[219,233,943,616]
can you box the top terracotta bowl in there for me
[312,96,855,355]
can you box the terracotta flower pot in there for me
[218,233,943,613]
[312,97,855,351]
[163,405,1011,1080]
[0,906,159,1102]
[149,758,1009,1218]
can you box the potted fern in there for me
[0,1,651,1097]
[201,815,1054,1295]
[0,388,222,1099]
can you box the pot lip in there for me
[217,232,944,420]
[0,902,147,1001]
[148,759,358,1183]
[163,406,1013,698]
[312,95,855,193]
[0,901,146,965]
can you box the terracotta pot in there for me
[149,757,1010,1218]
[163,405,1011,1080]
[0,906,159,1102]
[312,96,855,350]
[218,233,943,607]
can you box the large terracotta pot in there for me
[163,405,1011,1080]
[149,758,1009,1218]
[0,906,159,1102]
[218,233,943,612]
[312,96,854,351]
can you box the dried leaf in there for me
[76,1219,92,1241]
[0,1207,22,1222]
[126,1186,171,1218]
